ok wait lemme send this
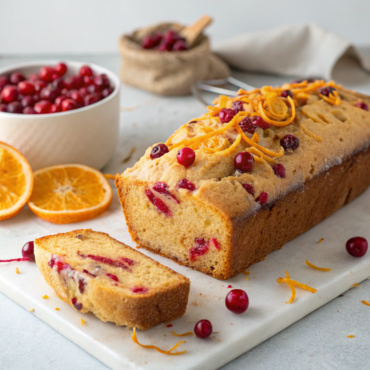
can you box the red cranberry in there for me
[93,75,110,91]
[242,183,254,196]
[22,241,35,261]
[239,116,270,133]
[78,279,86,294]
[281,90,293,98]
[150,143,169,159]
[162,30,182,47]
[153,182,179,203]
[106,273,119,282]
[63,76,77,90]
[80,65,93,77]
[0,75,10,88]
[61,99,78,112]
[83,76,94,86]
[69,90,83,106]
[178,179,196,191]
[142,33,163,49]
[39,67,55,83]
[55,95,67,108]
[52,77,65,90]
[33,94,40,102]
[234,152,254,173]
[0,103,7,112]
[157,42,172,52]
[177,147,196,167]
[84,93,101,106]
[51,73,60,81]
[225,289,249,314]
[319,86,336,97]
[71,298,83,310]
[190,238,210,261]
[355,101,369,111]
[7,101,22,114]
[48,257,56,268]
[61,88,68,95]
[219,108,236,123]
[23,107,36,114]
[18,81,35,95]
[346,237,368,257]
[34,100,52,114]
[280,134,300,151]
[86,84,98,94]
[145,189,172,217]
[194,320,213,338]
[273,163,286,178]
[50,104,61,113]
[131,287,148,294]
[10,72,25,85]
[232,101,244,113]
[172,40,189,51]
[256,192,268,205]
[101,87,113,99]
[40,86,60,103]
[1,86,19,103]
[55,62,67,77]
[28,74,39,82]
[21,95,35,108]
[79,87,88,98]
[33,80,47,92]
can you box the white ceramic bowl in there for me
[0,61,120,170]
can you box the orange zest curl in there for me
[305,260,331,272]
[362,300,370,306]
[132,327,187,355]
[285,271,296,304]
[277,272,317,303]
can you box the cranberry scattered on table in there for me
[0,63,114,114]
[141,30,189,52]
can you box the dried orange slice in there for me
[28,164,112,224]
[0,142,33,221]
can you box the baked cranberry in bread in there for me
[34,229,190,329]
[116,80,370,279]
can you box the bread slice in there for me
[34,229,190,330]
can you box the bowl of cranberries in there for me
[0,61,120,170]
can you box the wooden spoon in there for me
[180,15,213,48]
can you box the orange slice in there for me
[28,164,112,224]
[0,142,33,221]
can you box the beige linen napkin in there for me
[213,23,370,80]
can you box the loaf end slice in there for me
[34,229,190,330]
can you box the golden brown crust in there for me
[35,229,190,330]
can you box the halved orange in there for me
[0,142,33,221]
[28,164,112,224]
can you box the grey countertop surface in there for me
[0,53,370,370]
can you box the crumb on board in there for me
[227,285,232,288]
[263,257,266,261]
[352,283,360,288]
[81,318,85,325]
[245,277,248,281]
[42,295,49,299]
[347,335,355,338]
[28,308,34,312]
[241,271,250,275]
[55,308,60,311]
[15,267,19,274]
[318,238,324,243]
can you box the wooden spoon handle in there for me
[180,15,213,48]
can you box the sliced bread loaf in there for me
[35,229,190,330]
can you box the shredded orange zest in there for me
[306,260,331,272]
[29,308,34,312]
[132,328,187,355]
[277,276,317,294]
[55,308,60,311]
[241,271,250,275]
[318,238,324,243]
[104,174,116,180]
[347,335,355,338]
[285,271,296,304]
[352,283,360,288]
[15,267,19,274]
[163,80,341,165]
[170,331,195,337]
[362,300,370,306]
[245,277,249,281]
[81,318,85,325]
[42,295,49,299]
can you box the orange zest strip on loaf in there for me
[170,331,195,337]
[305,260,331,272]
[285,271,296,304]
[362,300,370,306]
[132,328,187,355]
[277,277,317,294]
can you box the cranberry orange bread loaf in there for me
[34,229,190,330]
[116,80,370,279]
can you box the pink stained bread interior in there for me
[34,229,190,330]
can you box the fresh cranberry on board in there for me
[194,320,213,338]
[225,289,249,314]
[346,237,368,257]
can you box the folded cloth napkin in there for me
[213,23,370,81]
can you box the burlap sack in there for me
[118,23,231,96]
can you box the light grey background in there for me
[1,0,370,54]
